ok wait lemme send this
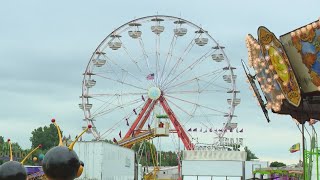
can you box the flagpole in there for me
[299,144,302,162]
[302,123,306,180]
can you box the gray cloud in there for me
[0,0,319,165]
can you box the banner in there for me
[280,20,320,94]
[258,27,301,107]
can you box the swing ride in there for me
[244,17,320,179]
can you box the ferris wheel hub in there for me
[148,87,161,100]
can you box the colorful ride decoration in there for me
[245,17,320,180]
[280,20,320,93]
[41,119,91,180]
[38,153,44,161]
[26,166,46,180]
[245,18,320,124]
[0,139,41,180]
[258,27,301,107]
[253,167,303,180]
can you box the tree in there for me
[158,151,179,166]
[132,141,180,166]
[104,139,114,144]
[0,138,24,165]
[0,136,4,144]
[29,124,62,151]
[245,146,258,160]
[0,136,5,164]
[132,141,157,166]
[1,140,22,153]
[270,161,286,167]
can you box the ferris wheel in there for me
[80,15,239,148]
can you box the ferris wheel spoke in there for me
[198,71,229,92]
[92,98,142,118]
[158,34,177,86]
[95,74,147,91]
[199,108,216,132]
[199,121,219,136]
[166,89,227,95]
[99,100,145,139]
[182,115,196,127]
[160,33,199,86]
[138,37,152,73]
[196,114,224,117]
[194,71,229,93]
[118,95,135,125]
[164,94,227,114]
[94,57,141,89]
[90,96,118,116]
[155,33,160,85]
[138,37,157,86]
[166,98,195,117]
[91,97,137,118]
[197,70,226,91]
[166,94,199,127]
[91,97,139,118]
[163,69,224,92]
[162,48,214,89]
[119,39,144,74]
[88,92,146,97]
[161,45,195,87]
[165,102,200,137]
[104,55,145,84]
[96,55,122,81]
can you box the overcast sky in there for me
[0,0,319,164]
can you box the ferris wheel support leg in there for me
[124,100,157,149]
[124,98,153,139]
[136,100,158,133]
[159,96,194,150]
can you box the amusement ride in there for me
[79,15,240,178]
[244,18,320,179]
[80,15,240,146]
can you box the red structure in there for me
[123,96,194,150]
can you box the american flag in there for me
[146,73,155,80]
